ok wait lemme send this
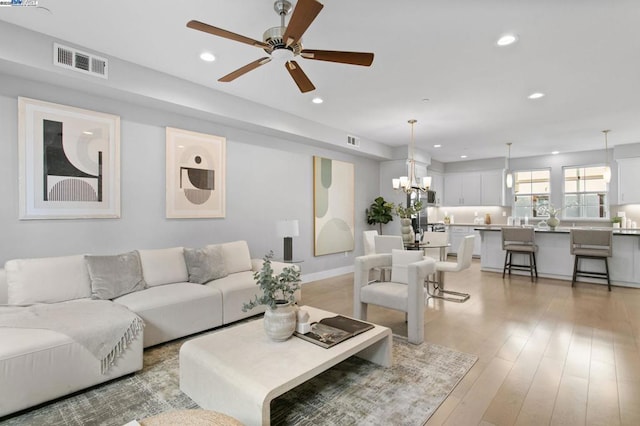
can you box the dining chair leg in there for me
[529,253,534,282]
[605,257,611,291]
[572,256,578,286]
[532,252,538,278]
[502,251,509,278]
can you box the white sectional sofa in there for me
[0,240,293,418]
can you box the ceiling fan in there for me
[187,0,374,93]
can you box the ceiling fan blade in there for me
[282,0,324,47]
[285,61,316,93]
[187,20,270,49]
[219,57,272,82]
[300,49,374,66]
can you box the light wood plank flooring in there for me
[300,259,640,426]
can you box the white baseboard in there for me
[301,265,354,284]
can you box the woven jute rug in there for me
[2,330,477,426]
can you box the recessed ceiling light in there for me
[528,92,545,99]
[312,97,323,104]
[460,155,468,159]
[433,144,441,148]
[497,34,518,46]
[199,52,216,62]
[552,151,560,155]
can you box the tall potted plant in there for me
[243,251,301,341]
[366,196,394,234]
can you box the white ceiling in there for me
[2,0,640,163]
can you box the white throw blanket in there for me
[0,299,144,374]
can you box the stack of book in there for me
[294,315,374,348]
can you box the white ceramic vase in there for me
[263,301,296,341]
[401,218,413,243]
[547,215,560,230]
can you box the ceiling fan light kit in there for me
[187,0,374,93]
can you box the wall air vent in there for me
[53,43,108,79]
[347,135,360,147]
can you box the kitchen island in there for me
[476,226,640,288]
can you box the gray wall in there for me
[0,75,380,280]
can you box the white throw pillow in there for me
[215,241,252,274]
[391,249,424,284]
[5,255,91,305]
[137,247,189,287]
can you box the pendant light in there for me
[505,142,513,188]
[602,130,611,184]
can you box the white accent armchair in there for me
[354,252,435,344]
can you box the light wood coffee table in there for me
[179,306,392,426]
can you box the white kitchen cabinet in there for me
[444,174,481,206]
[617,158,640,204]
[480,170,505,206]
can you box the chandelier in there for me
[392,119,431,193]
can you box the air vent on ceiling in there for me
[347,135,360,147]
[53,43,108,79]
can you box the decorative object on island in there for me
[612,216,622,228]
[392,119,432,194]
[277,219,299,261]
[485,213,492,225]
[505,142,513,189]
[242,252,301,341]
[166,126,226,218]
[18,97,121,219]
[602,129,612,184]
[537,203,563,230]
[313,156,355,256]
[366,196,394,234]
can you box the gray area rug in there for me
[1,332,477,426]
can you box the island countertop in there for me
[474,225,640,236]
[476,226,640,288]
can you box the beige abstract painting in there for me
[313,156,355,256]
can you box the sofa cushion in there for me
[85,251,147,300]
[391,249,424,284]
[206,271,263,324]
[137,247,188,287]
[215,240,252,274]
[184,245,228,284]
[5,255,91,305]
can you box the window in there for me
[513,169,551,218]
[563,166,608,219]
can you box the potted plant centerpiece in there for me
[242,251,301,341]
[537,203,562,230]
[612,216,622,228]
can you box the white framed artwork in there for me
[18,97,121,219]
[166,127,226,218]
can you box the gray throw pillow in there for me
[184,245,228,284]
[85,251,147,300]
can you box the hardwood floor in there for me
[300,259,640,426]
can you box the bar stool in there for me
[501,227,538,282]
[570,229,613,291]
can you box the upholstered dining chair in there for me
[354,250,435,344]
[363,230,378,256]
[373,235,404,281]
[429,235,475,302]
[570,229,613,291]
[501,227,538,282]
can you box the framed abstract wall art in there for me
[166,127,226,218]
[313,156,355,256]
[18,97,121,219]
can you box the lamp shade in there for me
[277,219,299,238]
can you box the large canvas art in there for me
[18,97,120,219]
[313,156,355,256]
[166,127,226,218]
